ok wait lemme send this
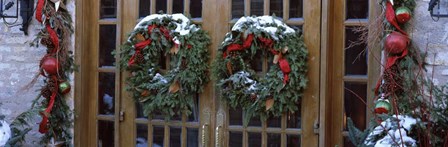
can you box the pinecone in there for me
[181,58,188,70]
[41,38,55,49]
[41,87,52,98]
[382,65,402,94]
[136,53,144,63]
[250,93,257,101]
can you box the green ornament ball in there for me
[59,81,71,94]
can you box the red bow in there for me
[279,58,291,84]
[128,39,152,66]
[386,2,407,35]
[39,76,58,133]
[222,34,254,58]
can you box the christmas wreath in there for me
[212,16,308,125]
[118,14,210,119]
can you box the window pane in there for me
[173,0,184,14]
[270,0,283,17]
[98,120,114,147]
[188,95,199,122]
[287,135,301,147]
[290,0,303,18]
[251,0,264,16]
[346,0,368,19]
[287,107,301,129]
[99,25,116,67]
[345,27,367,75]
[344,82,367,130]
[100,0,117,18]
[139,0,151,18]
[248,133,262,147]
[250,51,263,72]
[99,72,115,115]
[170,127,182,147]
[229,107,243,125]
[136,124,148,147]
[267,116,281,128]
[136,102,146,119]
[156,0,167,13]
[268,133,281,146]
[232,0,245,18]
[229,132,243,147]
[190,0,202,18]
[153,126,165,146]
[187,128,199,147]
[248,115,262,126]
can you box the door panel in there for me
[79,0,320,146]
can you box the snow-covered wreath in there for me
[213,16,308,125]
[118,14,210,119]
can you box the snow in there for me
[154,73,168,84]
[365,115,417,147]
[231,16,296,40]
[133,13,199,43]
[0,120,11,146]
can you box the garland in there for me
[31,0,75,145]
[345,0,448,146]
[212,16,308,126]
[119,14,210,119]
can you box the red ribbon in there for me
[39,76,58,134]
[46,25,60,53]
[222,34,254,58]
[386,2,407,35]
[35,0,45,22]
[279,58,291,84]
[258,36,274,48]
[128,39,152,66]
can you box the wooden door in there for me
[324,0,380,146]
[75,0,320,146]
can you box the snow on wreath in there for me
[117,13,211,119]
[212,15,308,126]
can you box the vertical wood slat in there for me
[181,114,187,147]
[283,0,289,20]
[119,0,139,146]
[150,0,156,14]
[74,0,85,145]
[264,0,269,15]
[93,0,100,146]
[262,122,267,147]
[245,0,250,16]
[167,0,173,14]
[148,120,153,147]
[164,124,170,147]
[243,130,248,147]
[319,0,330,146]
[302,0,321,146]
[329,0,345,145]
[114,0,123,146]
[281,113,287,147]
[184,0,190,14]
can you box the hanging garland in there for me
[118,14,210,119]
[346,0,440,146]
[212,16,308,125]
[27,0,75,145]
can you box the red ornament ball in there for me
[385,32,409,54]
[395,6,411,24]
[59,81,71,94]
[374,100,392,114]
[41,56,60,75]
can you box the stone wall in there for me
[0,1,75,145]
[413,0,448,85]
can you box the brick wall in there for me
[0,1,75,145]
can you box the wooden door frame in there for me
[321,0,381,146]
